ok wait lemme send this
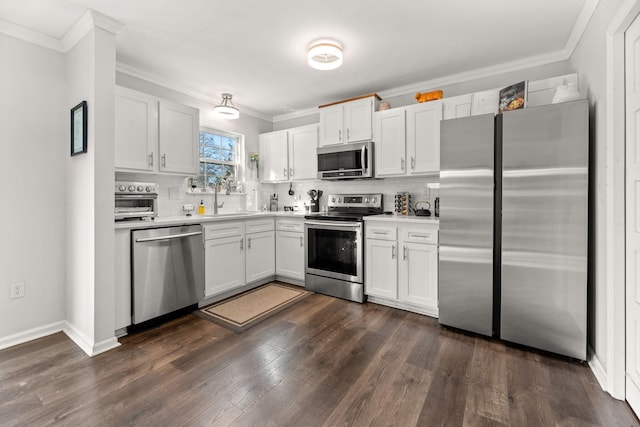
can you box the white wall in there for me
[0,33,67,345]
[65,23,118,355]
[569,0,627,397]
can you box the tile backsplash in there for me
[115,172,438,217]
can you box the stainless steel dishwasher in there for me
[131,224,204,326]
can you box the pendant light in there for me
[308,39,343,70]
[214,93,240,119]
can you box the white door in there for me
[288,124,318,180]
[276,230,305,281]
[246,231,275,283]
[375,109,406,177]
[345,97,374,143]
[626,13,640,415]
[319,104,343,146]
[205,235,245,298]
[406,101,442,174]
[365,238,398,299]
[114,87,157,171]
[158,100,199,174]
[399,242,438,309]
[259,131,289,182]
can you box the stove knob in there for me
[137,185,144,192]
[371,197,377,204]
[146,186,153,192]
[331,197,336,203]
[128,185,135,192]
[364,197,370,203]
[118,185,126,192]
[338,197,342,203]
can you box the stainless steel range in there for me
[304,193,383,303]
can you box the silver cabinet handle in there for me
[392,244,396,259]
[338,129,342,142]
[162,154,166,168]
[403,246,407,260]
[411,156,415,169]
[284,167,287,178]
[149,152,154,168]
[401,158,405,170]
[290,167,293,177]
[248,237,252,249]
[240,238,243,250]
[347,128,350,141]
[300,236,304,247]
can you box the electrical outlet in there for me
[9,282,25,299]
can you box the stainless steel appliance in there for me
[317,141,374,179]
[131,225,204,325]
[115,181,159,221]
[438,100,588,360]
[305,193,383,302]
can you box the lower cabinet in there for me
[204,219,275,299]
[364,221,439,317]
[275,218,305,282]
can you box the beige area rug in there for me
[197,283,312,333]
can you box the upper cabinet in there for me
[115,86,199,175]
[259,124,318,183]
[319,94,379,146]
[375,100,443,177]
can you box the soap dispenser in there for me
[198,200,205,215]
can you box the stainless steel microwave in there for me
[317,141,374,180]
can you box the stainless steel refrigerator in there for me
[438,100,588,360]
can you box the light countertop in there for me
[364,214,440,225]
[114,211,305,230]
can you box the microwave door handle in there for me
[361,145,367,171]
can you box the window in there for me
[195,129,239,189]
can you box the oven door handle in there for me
[305,220,361,229]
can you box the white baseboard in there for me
[366,296,438,318]
[588,345,611,395]
[63,321,120,357]
[0,321,66,351]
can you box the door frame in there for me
[604,0,640,401]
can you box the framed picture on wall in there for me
[70,100,87,156]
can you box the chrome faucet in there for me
[214,184,224,214]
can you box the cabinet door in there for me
[276,230,305,281]
[365,239,398,299]
[442,94,472,120]
[406,100,442,174]
[399,242,438,309]
[345,97,374,143]
[319,104,344,146]
[375,109,406,177]
[114,87,158,171]
[259,130,289,182]
[288,124,318,180]
[246,230,275,283]
[158,100,199,174]
[205,235,245,298]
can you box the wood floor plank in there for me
[0,293,635,427]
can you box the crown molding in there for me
[0,18,65,52]
[61,9,123,52]
[272,107,319,123]
[565,0,600,56]
[116,62,273,122]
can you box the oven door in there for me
[305,220,363,283]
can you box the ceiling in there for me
[1,0,591,119]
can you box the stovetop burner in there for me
[304,193,383,222]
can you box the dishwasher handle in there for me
[135,231,202,243]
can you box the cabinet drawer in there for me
[276,218,304,233]
[401,227,438,244]
[365,224,397,241]
[245,218,275,234]
[204,222,244,240]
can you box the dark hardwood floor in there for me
[0,293,637,426]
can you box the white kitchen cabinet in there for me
[319,96,378,146]
[275,218,305,282]
[364,221,439,317]
[115,86,199,175]
[246,229,275,283]
[114,228,132,331]
[205,224,245,298]
[259,124,318,183]
[375,100,442,177]
[115,87,157,171]
[375,108,406,176]
[442,94,472,120]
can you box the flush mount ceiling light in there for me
[307,39,343,70]
[213,93,239,119]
